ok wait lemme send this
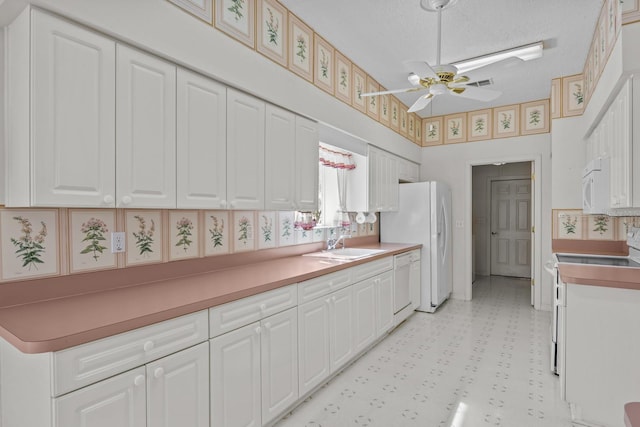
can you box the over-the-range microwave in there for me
[582,157,610,214]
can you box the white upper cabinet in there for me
[265,106,319,211]
[265,105,296,210]
[7,9,117,207]
[116,45,176,208]
[176,68,227,209]
[227,88,266,210]
[295,116,320,211]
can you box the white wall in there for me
[0,28,5,204]
[421,134,553,310]
[0,0,420,163]
[551,115,586,209]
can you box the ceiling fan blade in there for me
[361,87,424,97]
[403,60,437,79]
[451,85,501,101]
[451,75,470,84]
[407,93,434,113]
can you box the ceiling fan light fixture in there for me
[420,0,458,12]
[407,73,421,85]
[452,41,544,74]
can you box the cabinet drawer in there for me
[298,269,352,304]
[52,310,208,396]
[209,284,296,338]
[351,257,393,283]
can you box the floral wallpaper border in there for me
[168,0,635,149]
[552,209,640,241]
[0,207,379,283]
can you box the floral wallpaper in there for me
[0,207,379,283]
[553,209,640,241]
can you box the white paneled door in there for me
[147,343,209,427]
[31,10,116,207]
[116,45,176,208]
[176,68,227,209]
[54,367,146,427]
[490,179,532,278]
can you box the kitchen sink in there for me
[303,248,386,260]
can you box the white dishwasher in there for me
[393,252,412,324]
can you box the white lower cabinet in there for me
[329,286,354,372]
[375,270,395,336]
[297,296,331,397]
[352,278,376,355]
[55,342,209,427]
[147,343,209,427]
[54,366,146,427]
[210,307,298,427]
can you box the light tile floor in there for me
[275,275,577,427]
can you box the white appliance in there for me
[582,157,610,214]
[381,181,452,313]
[549,227,640,399]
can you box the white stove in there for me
[548,227,640,395]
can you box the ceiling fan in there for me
[362,0,514,113]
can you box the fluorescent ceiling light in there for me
[451,41,543,74]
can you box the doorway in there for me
[471,162,533,298]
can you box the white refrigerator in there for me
[381,181,452,312]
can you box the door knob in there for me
[491,232,498,235]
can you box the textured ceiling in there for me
[280,0,604,117]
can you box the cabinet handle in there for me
[255,326,261,335]
[134,375,145,387]
[154,367,164,379]
[143,341,155,352]
[103,195,114,204]
[221,200,227,208]
[121,195,132,205]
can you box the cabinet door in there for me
[610,80,632,208]
[298,297,331,397]
[410,259,422,310]
[368,147,381,212]
[387,154,399,211]
[116,45,176,208]
[227,88,265,210]
[352,277,376,355]
[147,343,209,427]
[295,116,319,211]
[265,105,296,210]
[210,322,261,427]
[329,286,354,373]
[54,367,146,427]
[376,271,395,337]
[176,68,227,209]
[261,308,298,425]
[31,10,116,207]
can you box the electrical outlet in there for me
[455,220,464,228]
[111,232,125,253]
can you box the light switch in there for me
[455,220,464,228]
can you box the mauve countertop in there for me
[0,243,419,354]
[626,402,640,427]
[558,262,640,291]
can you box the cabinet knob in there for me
[134,375,145,387]
[154,367,164,379]
[229,201,236,208]
[264,322,272,330]
[331,296,336,303]
[103,195,114,204]
[143,341,154,352]
[121,195,132,205]
[221,200,227,208]
[259,303,267,312]
[255,326,261,335]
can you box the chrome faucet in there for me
[327,234,351,251]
